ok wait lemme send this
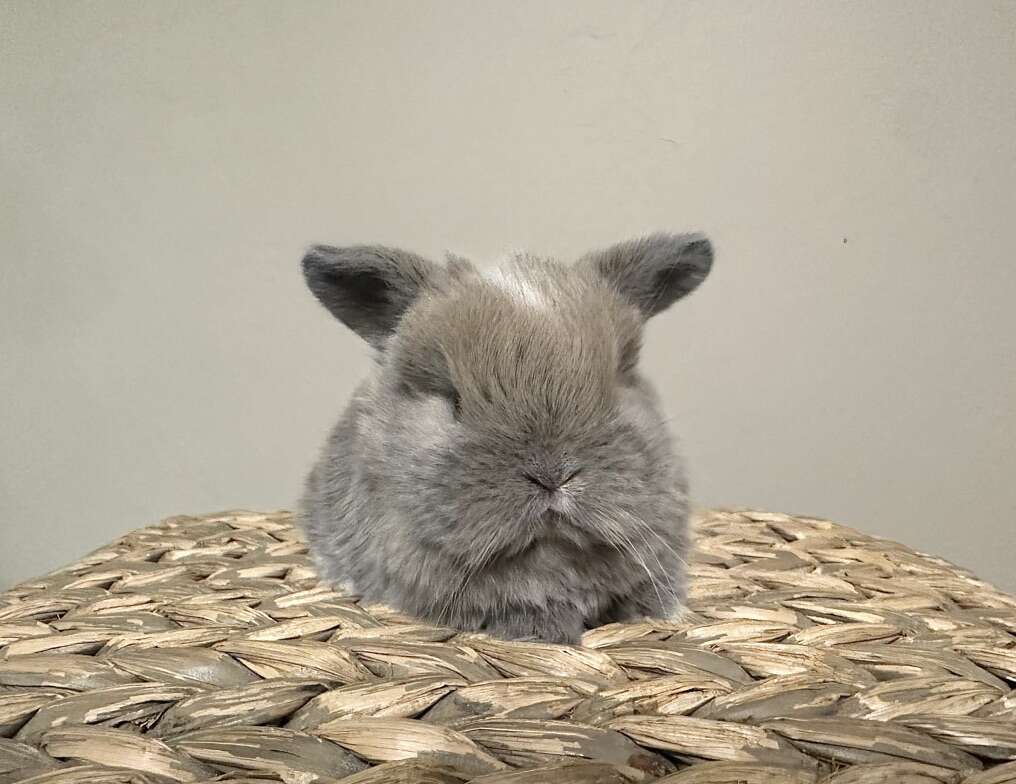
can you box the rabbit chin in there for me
[526,504,608,549]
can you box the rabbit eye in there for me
[422,385,462,419]
[397,376,460,418]
[448,389,463,419]
[618,338,640,377]
[618,354,639,385]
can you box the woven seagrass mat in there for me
[0,509,1014,784]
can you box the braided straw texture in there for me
[1,509,1014,784]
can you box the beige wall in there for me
[2,1,1014,591]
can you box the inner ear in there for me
[301,244,442,348]
[341,269,393,312]
[308,264,394,330]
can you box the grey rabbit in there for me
[299,233,713,644]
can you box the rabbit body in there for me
[299,234,712,643]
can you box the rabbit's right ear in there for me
[302,244,441,347]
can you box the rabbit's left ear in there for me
[582,232,713,318]
[301,244,442,348]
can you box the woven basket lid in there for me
[1,508,1014,783]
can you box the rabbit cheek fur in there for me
[300,233,712,644]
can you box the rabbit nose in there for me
[523,466,582,492]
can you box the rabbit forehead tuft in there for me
[395,256,640,410]
[483,252,560,311]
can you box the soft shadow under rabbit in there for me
[299,233,712,644]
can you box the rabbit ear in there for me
[302,244,441,347]
[584,232,713,318]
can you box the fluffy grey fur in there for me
[299,233,713,644]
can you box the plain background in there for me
[2,1,1014,591]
